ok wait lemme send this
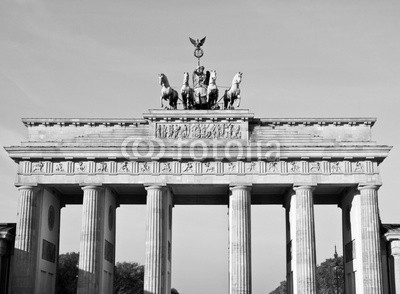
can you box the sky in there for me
[0,0,399,293]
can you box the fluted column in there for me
[358,184,383,294]
[11,186,39,293]
[77,186,103,294]
[389,240,400,294]
[229,185,252,294]
[144,185,168,294]
[293,185,316,294]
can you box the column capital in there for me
[229,184,252,192]
[81,185,103,191]
[358,183,381,191]
[293,184,316,191]
[384,231,400,242]
[17,185,39,192]
[390,240,400,256]
[145,184,167,192]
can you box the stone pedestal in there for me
[359,185,383,294]
[229,185,252,294]
[144,185,172,294]
[286,185,316,294]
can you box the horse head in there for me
[159,73,169,86]
[210,70,217,83]
[183,72,189,84]
[232,72,242,85]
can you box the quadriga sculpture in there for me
[159,73,179,110]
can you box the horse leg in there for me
[230,97,234,110]
[182,93,187,110]
[173,93,178,110]
[223,91,229,110]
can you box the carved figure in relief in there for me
[204,162,215,173]
[354,161,364,173]
[78,162,86,172]
[32,161,44,173]
[181,72,194,110]
[162,163,172,173]
[55,163,64,172]
[97,162,107,172]
[268,162,278,172]
[192,125,201,138]
[223,72,242,110]
[331,162,341,173]
[183,162,193,173]
[120,162,130,172]
[232,124,241,138]
[156,123,241,139]
[310,162,321,172]
[248,162,256,172]
[227,162,236,172]
[289,162,300,173]
[159,73,179,110]
[140,162,150,172]
[207,70,219,109]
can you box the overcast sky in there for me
[1,0,399,293]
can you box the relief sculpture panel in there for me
[156,123,242,139]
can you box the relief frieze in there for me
[156,123,242,139]
[19,159,376,176]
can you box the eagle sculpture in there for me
[189,36,206,49]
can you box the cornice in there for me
[254,117,376,127]
[22,118,148,127]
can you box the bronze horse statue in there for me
[207,70,219,109]
[181,72,194,110]
[159,73,179,110]
[223,72,242,110]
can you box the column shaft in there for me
[390,240,400,294]
[359,185,383,294]
[144,185,168,294]
[294,185,316,294]
[229,185,252,294]
[11,186,39,293]
[77,186,103,294]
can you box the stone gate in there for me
[5,109,394,293]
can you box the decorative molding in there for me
[19,159,377,176]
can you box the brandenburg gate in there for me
[5,108,395,294]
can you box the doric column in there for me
[11,186,39,293]
[144,185,169,294]
[358,184,383,294]
[229,185,252,294]
[389,240,400,294]
[293,185,317,294]
[77,186,103,294]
